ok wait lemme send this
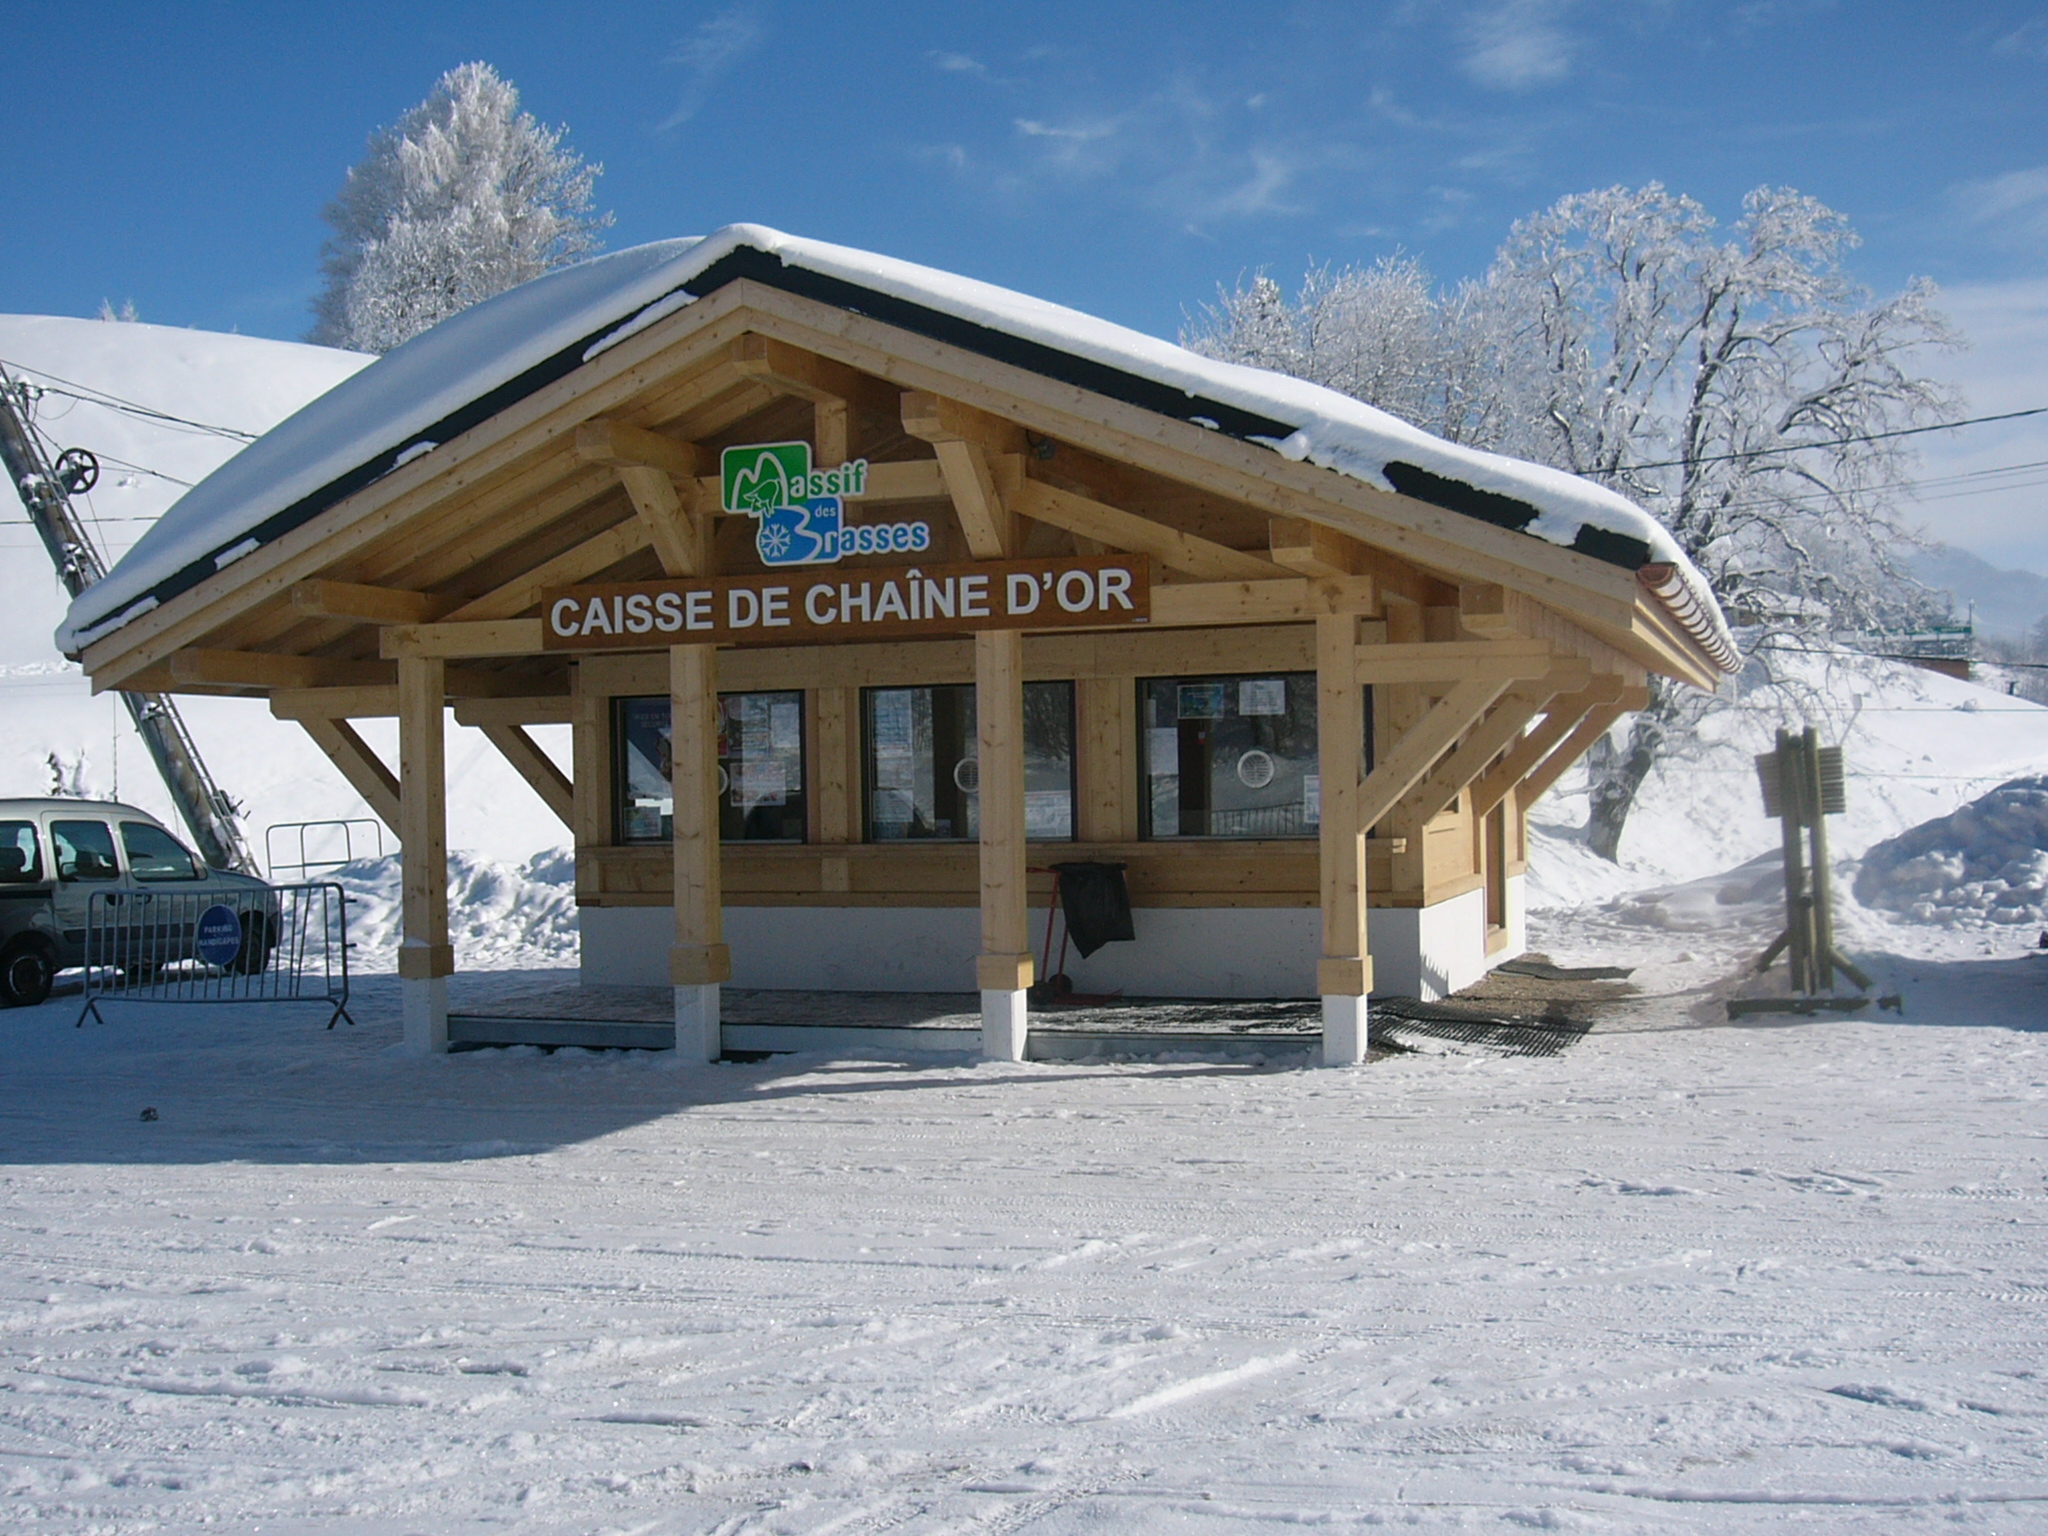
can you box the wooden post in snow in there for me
[975,628,1032,1060]
[669,642,729,1060]
[396,654,452,1052]
[1316,614,1372,1064]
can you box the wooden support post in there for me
[1317,614,1371,1065]
[975,628,1031,1060]
[297,717,400,834]
[479,723,573,828]
[811,687,858,844]
[396,655,452,1053]
[669,643,729,1060]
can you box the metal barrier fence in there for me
[76,881,354,1030]
[265,818,385,882]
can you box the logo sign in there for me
[543,556,1151,650]
[720,441,929,568]
[194,903,242,968]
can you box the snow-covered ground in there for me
[0,315,570,870]
[2,966,2044,1532]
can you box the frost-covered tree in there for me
[1191,185,1958,860]
[310,62,610,353]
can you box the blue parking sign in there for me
[194,904,242,969]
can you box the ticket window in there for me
[1140,673,1371,839]
[614,692,808,844]
[862,682,1075,841]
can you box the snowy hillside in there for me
[0,315,571,870]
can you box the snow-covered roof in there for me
[60,225,1735,668]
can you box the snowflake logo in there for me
[757,521,794,562]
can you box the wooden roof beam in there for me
[444,519,647,623]
[575,420,708,578]
[296,718,399,832]
[1354,675,1516,832]
[732,334,871,406]
[290,579,457,627]
[479,722,572,828]
[1516,691,1650,807]
[573,419,703,480]
[167,649,393,691]
[901,390,1026,558]
[1013,478,1283,583]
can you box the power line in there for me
[1624,405,2048,472]
[0,358,258,442]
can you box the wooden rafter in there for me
[1516,692,1648,808]
[1354,675,1515,833]
[444,518,646,622]
[1013,478,1281,582]
[1469,678,1631,816]
[575,420,706,578]
[297,717,400,831]
[168,649,392,691]
[1397,690,1554,827]
[479,723,573,827]
[290,579,453,626]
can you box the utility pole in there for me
[0,365,257,873]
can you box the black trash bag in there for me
[1050,862,1134,958]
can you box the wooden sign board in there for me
[542,556,1150,650]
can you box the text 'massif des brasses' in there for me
[542,556,1151,650]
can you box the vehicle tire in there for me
[0,940,56,1008]
[231,914,273,976]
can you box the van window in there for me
[50,821,120,881]
[121,821,203,881]
[0,822,41,882]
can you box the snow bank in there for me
[336,847,578,971]
[59,226,1729,661]
[1854,777,2048,927]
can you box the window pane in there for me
[0,822,40,883]
[1140,674,1329,839]
[614,693,807,844]
[717,692,807,841]
[865,682,1074,842]
[121,821,202,881]
[51,820,119,881]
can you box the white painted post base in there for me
[981,988,1028,1062]
[675,983,721,1062]
[1321,993,1368,1066]
[402,975,449,1055]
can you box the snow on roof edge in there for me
[61,225,1735,671]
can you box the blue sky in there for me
[10,1,2048,567]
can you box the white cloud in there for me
[659,7,764,130]
[1995,17,2048,61]
[1948,165,2048,244]
[1459,0,1577,91]
[929,51,985,75]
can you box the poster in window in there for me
[1303,774,1321,826]
[1177,681,1228,719]
[872,691,913,750]
[1240,678,1286,716]
[770,699,802,751]
[1147,728,1179,775]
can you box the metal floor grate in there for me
[1370,996,1593,1058]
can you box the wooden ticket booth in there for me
[59,227,1735,1065]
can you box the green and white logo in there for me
[720,442,870,513]
[719,441,916,568]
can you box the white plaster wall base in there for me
[981,988,1028,1060]
[402,975,448,1054]
[674,983,720,1061]
[1320,994,1368,1065]
[581,895,1520,1001]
